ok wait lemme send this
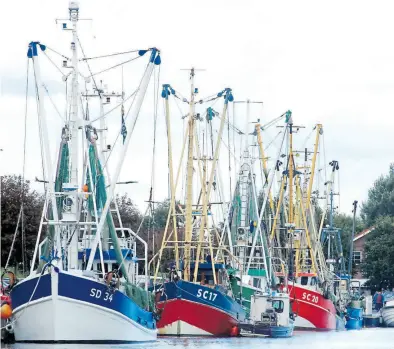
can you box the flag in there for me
[121,104,127,144]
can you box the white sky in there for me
[1,0,394,215]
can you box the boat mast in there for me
[163,84,180,270]
[192,88,233,283]
[28,42,62,259]
[183,68,196,282]
[306,124,323,209]
[288,115,294,226]
[235,99,251,272]
[255,123,274,213]
[86,48,160,271]
[66,1,81,270]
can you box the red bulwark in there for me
[157,299,240,336]
[288,284,337,330]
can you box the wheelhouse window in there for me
[353,251,362,265]
[272,300,284,313]
[300,276,309,285]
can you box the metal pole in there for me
[348,200,358,280]
[86,49,159,271]
[29,43,62,261]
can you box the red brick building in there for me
[352,227,374,279]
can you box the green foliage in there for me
[362,216,394,289]
[332,213,363,265]
[115,193,142,232]
[361,164,394,226]
[352,164,394,288]
[1,175,44,271]
[114,195,174,271]
[150,199,171,229]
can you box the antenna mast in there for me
[183,68,196,282]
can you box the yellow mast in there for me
[306,124,322,209]
[163,86,180,270]
[296,177,317,275]
[193,90,232,283]
[193,155,208,282]
[183,68,196,282]
[255,123,274,213]
[288,116,294,225]
[153,86,189,282]
[269,178,285,241]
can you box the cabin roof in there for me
[353,227,375,242]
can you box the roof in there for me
[351,278,369,287]
[353,227,375,242]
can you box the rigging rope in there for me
[90,89,138,123]
[42,51,65,77]
[5,60,30,271]
[102,62,150,169]
[45,45,70,61]
[42,84,66,122]
[81,49,141,61]
[20,59,30,275]
[265,131,283,152]
[32,60,48,192]
[89,55,142,78]
[76,35,100,94]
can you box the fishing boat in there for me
[265,118,346,330]
[382,298,394,327]
[240,290,294,338]
[226,101,276,317]
[151,72,246,336]
[223,110,341,330]
[9,2,160,343]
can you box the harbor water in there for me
[3,328,394,349]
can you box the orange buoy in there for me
[1,303,12,319]
[230,325,239,337]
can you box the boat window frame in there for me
[271,300,285,313]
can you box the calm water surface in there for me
[4,329,394,349]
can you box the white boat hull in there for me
[382,301,394,328]
[11,270,157,343]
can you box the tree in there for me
[362,216,394,290]
[1,175,44,272]
[356,164,394,289]
[115,193,142,233]
[361,163,394,226]
[332,213,363,269]
[114,195,174,272]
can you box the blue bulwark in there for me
[58,273,155,330]
[10,274,52,310]
[78,248,133,261]
[190,262,225,270]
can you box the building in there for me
[352,227,374,294]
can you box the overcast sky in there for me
[1,0,394,216]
